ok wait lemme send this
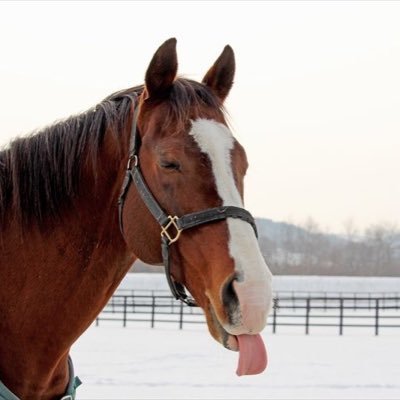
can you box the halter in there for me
[118,94,258,307]
[0,357,81,400]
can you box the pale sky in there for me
[0,1,399,233]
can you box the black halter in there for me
[118,94,258,307]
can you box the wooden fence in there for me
[96,293,400,335]
[271,296,400,335]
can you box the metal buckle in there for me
[126,154,138,170]
[161,216,182,244]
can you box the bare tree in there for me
[364,222,399,275]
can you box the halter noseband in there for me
[118,94,258,307]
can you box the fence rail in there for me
[96,294,400,335]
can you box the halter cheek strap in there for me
[118,94,258,307]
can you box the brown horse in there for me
[0,38,273,399]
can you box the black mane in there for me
[0,87,138,227]
[0,79,222,228]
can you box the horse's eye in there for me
[160,160,181,171]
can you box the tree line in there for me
[259,218,400,276]
[131,217,400,276]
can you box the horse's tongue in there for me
[236,334,268,376]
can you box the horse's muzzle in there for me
[221,273,273,336]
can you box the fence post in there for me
[339,298,344,335]
[179,301,184,330]
[375,298,379,336]
[272,298,278,334]
[305,298,310,335]
[123,296,127,328]
[151,295,156,328]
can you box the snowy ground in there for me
[71,324,400,400]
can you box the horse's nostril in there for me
[222,274,240,312]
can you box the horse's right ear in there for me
[144,38,178,99]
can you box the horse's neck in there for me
[0,129,135,399]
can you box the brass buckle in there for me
[126,154,138,170]
[161,216,182,244]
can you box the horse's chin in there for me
[205,303,239,352]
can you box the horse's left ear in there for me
[202,45,235,102]
[144,38,178,99]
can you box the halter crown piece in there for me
[118,94,258,307]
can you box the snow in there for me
[71,324,400,399]
[69,274,400,398]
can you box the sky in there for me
[0,1,399,233]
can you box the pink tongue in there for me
[236,334,268,376]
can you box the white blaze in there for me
[189,119,272,332]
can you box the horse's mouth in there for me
[207,303,239,351]
[221,328,240,352]
[205,301,268,376]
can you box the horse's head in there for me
[122,39,272,370]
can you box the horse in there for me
[0,38,273,399]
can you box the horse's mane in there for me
[0,86,139,227]
[0,79,222,228]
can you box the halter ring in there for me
[161,216,182,244]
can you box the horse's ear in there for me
[202,45,235,102]
[144,38,178,99]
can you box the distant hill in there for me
[255,217,400,276]
[133,217,400,277]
